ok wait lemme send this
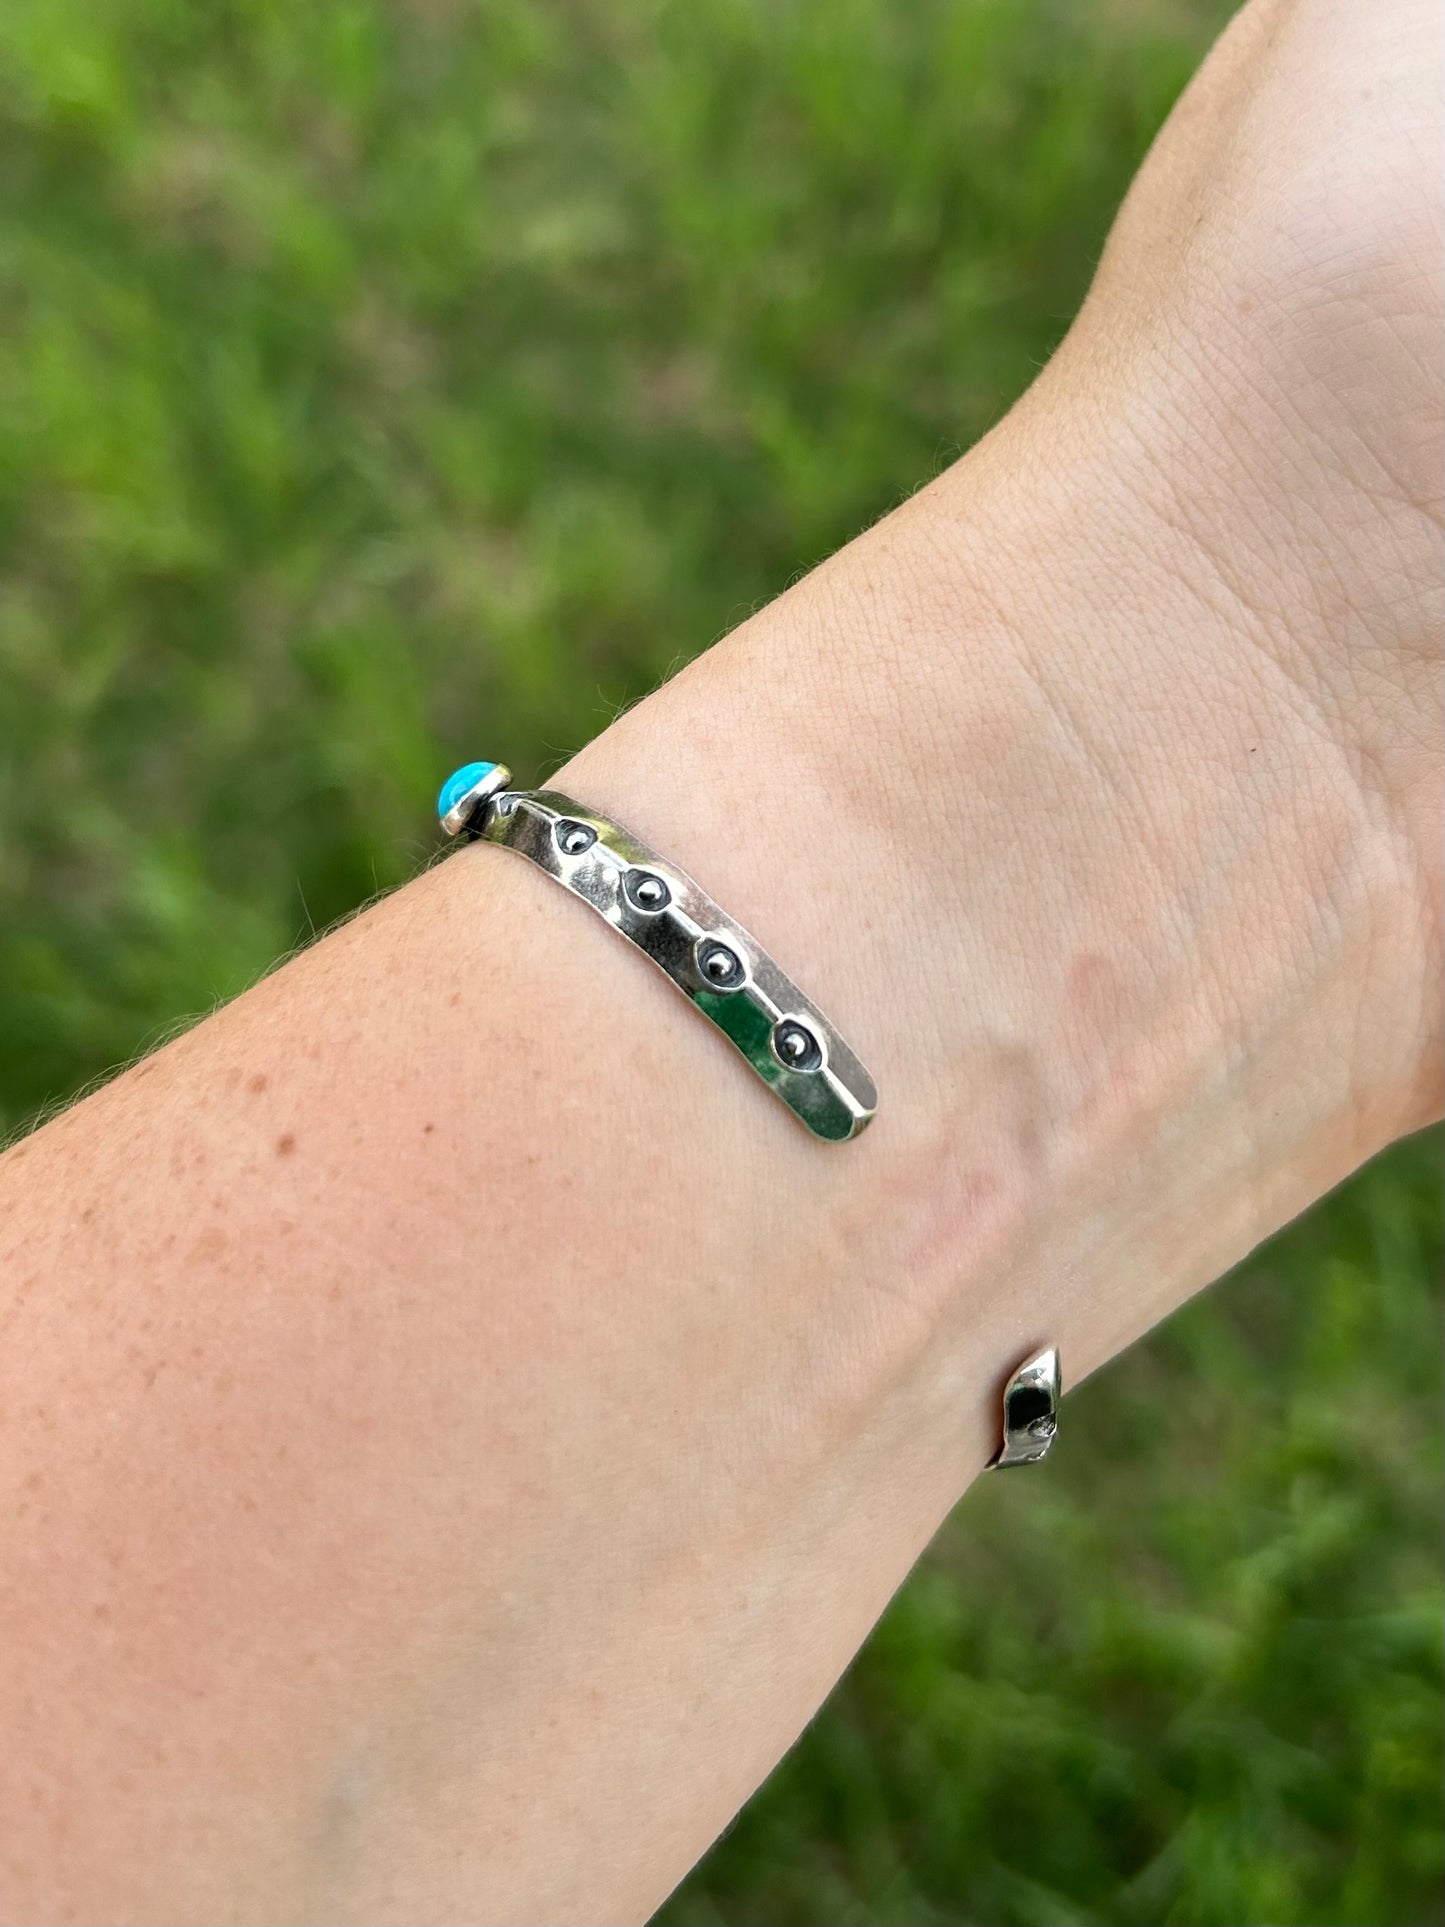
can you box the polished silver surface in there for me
[444,782,877,1142]
[991,1347,1061,1468]
[440,762,513,839]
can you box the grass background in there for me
[0,1,1439,1921]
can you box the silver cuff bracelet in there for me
[437,760,878,1143]
[437,761,1061,1467]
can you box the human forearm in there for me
[1,0,1440,1918]
[1,384,1432,1922]
[565,375,1438,1386]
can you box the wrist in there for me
[557,396,1437,1387]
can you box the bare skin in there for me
[0,1,1439,1920]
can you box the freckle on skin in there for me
[449,991,462,1006]
[423,1122,435,1135]
[188,1226,227,1265]
[248,1073,268,1095]
[276,1133,296,1157]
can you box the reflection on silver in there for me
[991,1347,1061,1468]
[440,780,877,1143]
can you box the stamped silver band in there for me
[440,767,877,1142]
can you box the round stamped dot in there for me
[624,869,671,913]
[696,938,745,990]
[555,819,597,857]
[772,1019,823,1073]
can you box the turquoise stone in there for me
[437,760,496,823]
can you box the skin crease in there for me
[0,1,1439,1922]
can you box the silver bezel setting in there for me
[439,762,514,839]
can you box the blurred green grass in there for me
[0,1,1439,1922]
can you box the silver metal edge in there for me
[991,1346,1061,1468]
[440,762,514,838]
